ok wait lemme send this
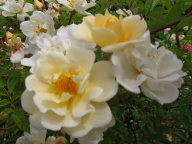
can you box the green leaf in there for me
[182,36,192,40]
[0,77,4,87]
[187,29,192,35]
[180,115,190,130]
[12,91,22,101]
[2,108,13,115]
[148,18,167,30]
[148,7,165,19]
[160,0,172,9]
[145,0,159,16]
[11,109,30,132]
[174,130,186,140]
[0,99,10,107]
[177,17,192,29]
[7,73,20,93]
[0,69,21,75]
[0,88,7,96]
[166,1,190,22]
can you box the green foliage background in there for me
[0,0,192,143]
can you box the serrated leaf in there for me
[166,2,190,22]
[145,0,159,16]
[160,0,172,9]
[0,77,4,87]
[184,59,192,70]
[0,88,7,96]
[11,109,30,132]
[0,99,10,107]
[7,74,20,93]
[2,108,13,115]
[174,130,186,140]
[12,91,22,101]
[180,115,190,130]
[187,29,192,35]
[177,17,192,29]
[182,36,192,40]
[0,69,20,75]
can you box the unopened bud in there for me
[34,0,44,10]
[60,128,66,135]
[6,31,13,39]
[54,136,67,144]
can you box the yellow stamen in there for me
[69,0,76,8]
[53,73,78,95]
[104,16,118,28]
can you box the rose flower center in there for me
[53,73,79,95]
[104,16,118,28]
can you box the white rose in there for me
[21,24,96,71]
[111,31,185,104]
[0,0,34,21]
[57,0,96,15]
[20,10,55,44]
[21,48,118,141]
[140,47,186,104]
[16,125,55,144]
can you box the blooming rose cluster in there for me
[73,10,186,104]
[0,0,186,143]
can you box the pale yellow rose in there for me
[73,10,147,52]
[21,48,118,141]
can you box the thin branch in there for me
[110,93,131,107]
[175,28,181,48]
[68,11,76,25]
[150,10,192,34]
[117,5,129,16]
[0,124,17,130]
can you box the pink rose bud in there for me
[182,44,191,52]
[183,26,189,31]
[164,28,171,34]
[170,34,176,41]
[188,48,192,52]
[178,35,185,40]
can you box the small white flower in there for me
[58,0,96,15]
[116,8,132,16]
[183,26,189,31]
[21,24,96,70]
[20,10,55,44]
[8,37,26,63]
[16,125,55,144]
[0,0,6,4]
[0,0,34,21]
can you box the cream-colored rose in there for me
[21,48,118,141]
[16,125,55,144]
[111,31,186,104]
[73,10,147,52]
[57,0,96,15]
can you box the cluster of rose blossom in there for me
[164,27,192,52]
[0,0,187,144]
